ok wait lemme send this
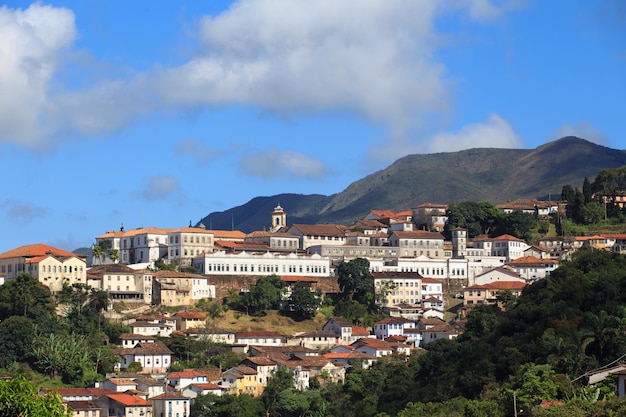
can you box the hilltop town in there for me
[3,194,626,416]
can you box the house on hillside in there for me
[113,341,173,373]
[505,256,559,281]
[388,230,446,259]
[471,267,526,286]
[0,243,87,292]
[287,224,347,250]
[464,281,526,307]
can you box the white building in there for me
[472,234,530,261]
[192,250,331,277]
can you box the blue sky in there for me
[1,0,624,253]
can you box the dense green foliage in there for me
[444,201,536,241]
[0,376,71,417]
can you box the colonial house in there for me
[420,323,462,346]
[388,230,446,259]
[182,328,236,344]
[286,224,347,250]
[373,271,423,307]
[221,365,259,395]
[64,400,102,417]
[151,392,191,417]
[183,382,228,398]
[113,341,173,373]
[152,271,215,306]
[235,331,283,347]
[100,378,137,393]
[496,199,559,217]
[287,330,338,349]
[373,317,416,340]
[464,281,526,306]
[134,377,166,399]
[104,227,170,266]
[472,234,529,261]
[167,369,208,390]
[350,338,395,357]
[239,356,279,390]
[505,256,559,281]
[166,227,216,265]
[322,317,355,344]
[349,219,389,235]
[412,203,448,232]
[89,263,150,303]
[0,243,87,292]
[192,250,331,277]
[128,319,174,337]
[100,393,152,417]
[323,351,377,370]
[421,277,444,302]
[471,267,526,286]
[244,231,301,252]
[173,311,207,331]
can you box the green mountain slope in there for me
[201,137,626,232]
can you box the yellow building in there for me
[0,243,87,292]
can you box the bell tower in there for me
[271,203,287,232]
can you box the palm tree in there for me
[91,245,104,265]
[89,289,111,334]
[108,248,120,264]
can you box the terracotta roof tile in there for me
[0,243,82,259]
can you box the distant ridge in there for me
[200,137,626,232]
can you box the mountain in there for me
[200,137,626,232]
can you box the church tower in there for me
[271,203,287,232]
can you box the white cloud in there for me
[141,175,181,200]
[551,123,609,146]
[0,3,76,147]
[174,139,224,166]
[367,113,521,161]
[240,148,329,179]
[0,0,518,149]
[426,114,522,152]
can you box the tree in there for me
[243,275,285,315]
[0,376,71,417]
[337,258,373,303]
[0,316,36,368]
[191,393,263,417]
[0,273,56,329]
[108,248,120,264]
[31,332,93,384]
[288,282,321,320]
[88,288,111,334]
[582,177,593,204]
[91,244,104,265]
[561,184,576,202]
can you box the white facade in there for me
[193,250,331,277]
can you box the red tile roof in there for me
[289,224,346,237]
[465,281,526,290]
[0,243,82,259]
[168,369,207,379]
[175,311,206,320]
[105,393,151,406]
[391,230,444,239]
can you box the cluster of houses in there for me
[44,314,463,416]
[4,199,626,412]
[2,199,625,316]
